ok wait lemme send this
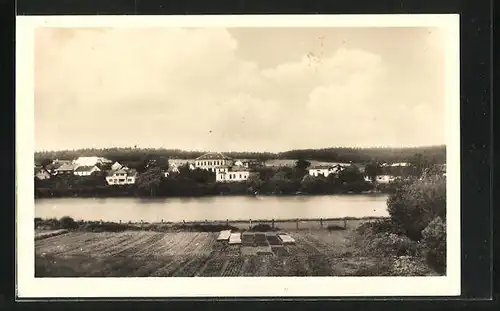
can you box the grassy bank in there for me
[35,216,387,233]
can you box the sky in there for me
[35,27,446,152]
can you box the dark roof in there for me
[107,168,138,176]
[56,163,78,171]
[309,165,333,170]
[229,166,250,172]
[74,165,96,172]
[196,152,231,160]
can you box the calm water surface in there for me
[35,195,389,222]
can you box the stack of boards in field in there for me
[217,230,295,256]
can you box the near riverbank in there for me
[35,218,437,277]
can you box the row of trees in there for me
[35,145,446,167]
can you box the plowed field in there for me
[35,230,385,277]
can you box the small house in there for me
[111,162,123,171]
[34,167,51,180]
[54,163,78,176]
[73,165,101,176]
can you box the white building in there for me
[390,162,410,167]
[73,156,112,167]
[195,152,232,172]
[106,169,138,185]
[375,175,396,184]
[35,167,51,180]
[308,164,345,178]
[73,165,101,176]
[216,166,250,182]
[111,162,122,171]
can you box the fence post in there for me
[249,219,252,229]
[296,218,299,230]
[320,218,323,228]
[226,219,229,227]
[141,220,143,230]
[272,219,275,229]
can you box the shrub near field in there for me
[352,174,446,275]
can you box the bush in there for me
[391,256,435,276]
[368,232,419,257]
[421,216,446,274]
[354,220,419,257]
[327,224,345,231]
[59,216,78,229]
[387,175,446,240]
[356,219,399,236]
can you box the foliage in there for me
[136,167,165,196]
[364,162,381,182]
[421,216,446,274]
[59,216,78,229]
[278,145,445,164]
[387,175,446,240]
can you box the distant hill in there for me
[277,145,446,164]
[34,145,446,165]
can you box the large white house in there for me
[73,165,101,176]
[216,166,250,182]
[195,152,232,172]
[106,169,138,185]
[73,156,112,167]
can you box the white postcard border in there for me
[16,14,460,298]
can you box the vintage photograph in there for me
[17,15,460,297]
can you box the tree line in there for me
[34,145,445,166]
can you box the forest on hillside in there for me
[34,145,446,165]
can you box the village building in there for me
[73,156,112,167]
[73,165,101,176]
[374,175,396,184]
[111,162,122,171]
[195,152,232,172]
[54,163,79,176]
[308,164,345,178]
[34,166,51,180]
[164,163,181,177]
[106,169,138,185]
[216,166,250,183]
[390,162,410,167]
[168,158,194,167]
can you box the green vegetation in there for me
[350,173,446,275]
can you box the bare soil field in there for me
[35,229,416,277]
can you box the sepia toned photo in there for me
[17,15,460,298]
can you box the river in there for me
[34,194,390,223]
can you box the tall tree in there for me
[136,167,164,196]
[364,162,381,182]
[410,153,429,177]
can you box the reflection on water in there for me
[35,194,389,222]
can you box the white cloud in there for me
[35,27,445,151]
